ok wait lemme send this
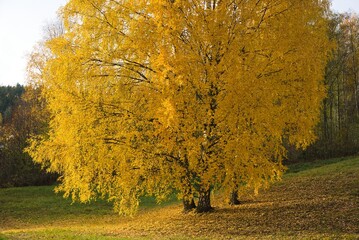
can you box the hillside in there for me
[0,156,358,239]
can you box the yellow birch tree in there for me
[27,0,332,214]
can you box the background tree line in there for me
[291,12,359,161]
[0,85,55,187]
[0,11,358,190]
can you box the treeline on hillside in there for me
[0,12,358,188]
[294,12,359,160]
[0,85,55,187]
[0,84,24,124]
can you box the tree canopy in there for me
[27,0,332,214]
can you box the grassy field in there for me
[0,156,358,239]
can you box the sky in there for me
[0,0,68,87]
[0,0,359,87]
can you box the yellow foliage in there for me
[27,0,332,214]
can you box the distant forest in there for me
[0,84,24,124]
[0,85,55,187]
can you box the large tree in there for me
[27,0,331,214]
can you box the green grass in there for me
[285,156,357,175]
[0,185,113,225]
[0,229,127,240]
[0,156,358,239]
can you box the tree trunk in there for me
[181,175,196,212]
[196,189,213,213]
[229,191,241,205]
[183,198,196,212]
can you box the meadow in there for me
[0,156,358,239]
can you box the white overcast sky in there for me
[0,0,358,86]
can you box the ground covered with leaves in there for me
[0,157,358,239]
